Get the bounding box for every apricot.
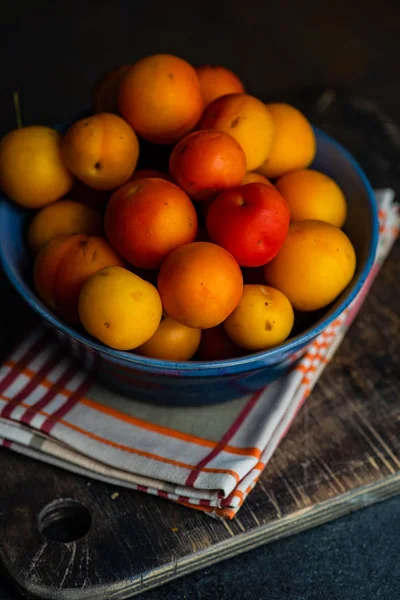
[129,169,171,182]
[79,266,162,351]
[206,183,290,267]
[136,314,201,361]
[224,284,294,351]
[264,220,356,311]
[276,169,347,228]
[242,172,273,186]
[257,103,316,179]
[61,113,139,190]
[27,200,103,255]
[0,126,74,208]
[195,65,245,107]
[169,130,246,201]
[158,242,243,329]
[198,93,275,171]
[196,325,242,361]
[118,54,204,144]
[34,234,124,323]
[92,64,130,113]
[105,178,198,269]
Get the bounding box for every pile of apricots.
[0,54,356,361]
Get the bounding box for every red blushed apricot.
[169,130,246,201]
[34,235,77,311]
[34,234,124,323]
[196,325,243,360]
[207,183,290,267]
[105,178,198,269]
[158,242,243,329]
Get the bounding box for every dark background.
[1,1,400,598]
[1,0,400,134]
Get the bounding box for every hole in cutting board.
[38,498,92,543]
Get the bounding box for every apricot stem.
[13,91,23,128]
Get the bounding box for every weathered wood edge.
[5,473,400,600]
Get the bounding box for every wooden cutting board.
[0,239,398,600]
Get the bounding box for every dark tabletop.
[0,495,398,600]
[1,1,400,598]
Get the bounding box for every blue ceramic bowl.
[0,128,378,405]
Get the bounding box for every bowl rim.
[0,127,379,375]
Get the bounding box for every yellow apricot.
[199,94,275,171]
[78,266,162,350]
[224,284,294,351]
[276,169,347,228]
[0,126,74,208]
[264,220,356,311]
[27,199,103,255]
[257,104,316,179]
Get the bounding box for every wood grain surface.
[0,236,398,599]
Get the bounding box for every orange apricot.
[257,103,316,178]
[34,234,124,323]
[169,130,246,201]
[61,113,139,190]
[136,314,201,361]
[158,242,243,329]
[27,200,103,255]
[195,65,245,107]
[118,54,204,144]
[199,93,275,171]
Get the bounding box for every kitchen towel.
[0,189,398,519]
